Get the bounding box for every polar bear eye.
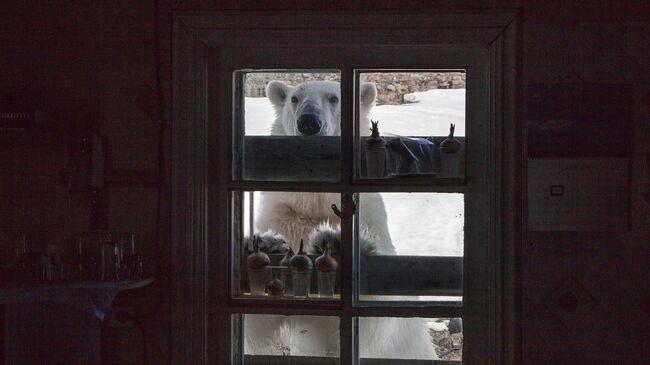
[291,96,299,104]
[329,95,339,104]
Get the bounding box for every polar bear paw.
[245,230,289,253]
[307,222,341,255]
[307,222,378,256]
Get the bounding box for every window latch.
[331,196,356,219]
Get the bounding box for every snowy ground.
[244,89,465,256]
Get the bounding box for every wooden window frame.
[172,11,522,365]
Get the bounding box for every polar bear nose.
[297,114,322,135]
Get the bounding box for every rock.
[448,318,463,334]
[244,72,466,103]
[403,93,419,103]
[451,79,464,88]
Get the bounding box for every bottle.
[439,123,462,177]
[365,120,387,178]
[440,123,462,153]
[246,236,270,295]
[278,247,295,295]
[289,239,313,298]
[315,242,338,297]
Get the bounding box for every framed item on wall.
[527,83,633,231]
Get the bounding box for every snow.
[368,89,466,137]
[429,320,451,332]
[243,89,465,256]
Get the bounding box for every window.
[172,13,520,365]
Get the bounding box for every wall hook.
[331,195,356,219]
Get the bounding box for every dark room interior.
[1,1,649,364]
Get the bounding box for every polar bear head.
[266,80,377,136]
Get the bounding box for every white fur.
[245,80,436,360]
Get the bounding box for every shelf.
[0,277,154,305]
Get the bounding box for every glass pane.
[358,317,462,362]
[240,314,340,363]
[233,191,341,301]
[356,71,466,179]
[235,71,342,181]
[357,193,463,302]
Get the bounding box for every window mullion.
[339,66,355,365]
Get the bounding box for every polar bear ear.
[359,82,377,106]
[266,81,292,108]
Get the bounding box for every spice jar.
[278,247,295,295]
[265,266,286,297]
[365,120,387,178]
[289,239,313,298]
[315,242,338,297]
[246,236,270,296]
[439,123,462,177]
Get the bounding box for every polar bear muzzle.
[295,100,327,135]
[297,113,322,135]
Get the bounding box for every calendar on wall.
[528,158,628,231]
[526,83,632,231]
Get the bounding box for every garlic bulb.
[289,239,313,272]
[279,247,295,267]
[266,278,285,297]
[246,236,270,270]
[315,242,338,272]
[440,123,462,154]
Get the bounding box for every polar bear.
[244,80,437,360]
[255,80,393,255]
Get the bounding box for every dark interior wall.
[1,1,649,364]
[523,21,650,364]
[0,1,171,364]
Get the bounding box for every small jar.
[365,120,386,178]
[246,236,270,296]
[265,266,286,297]
[289,239,313,298]
[279,247,295,295]
[315,243,338,298]
[439,123,462,177]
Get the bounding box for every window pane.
[357,193,463,302]
[358,317,462,362]
[233,191,341,301]
[235,71,342,181]
[356,71,466,179]
[240,314,340,363]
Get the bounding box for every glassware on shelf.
[315,243,338,298]
[279,247,295,295]
[3,231,149,284]
[11,233,28,281]
[40,244,65,282]
[365,120,387,178]
[74,237,87,281]
[99,234,121,281]
[121,234,144,281]
[265,266,286,297]
[13,233,40,282]
[246,236,270,296]
[74,236,99,281]
[289,239,313,298]
[439,123,463,177]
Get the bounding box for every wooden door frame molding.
[171,11,522,365]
